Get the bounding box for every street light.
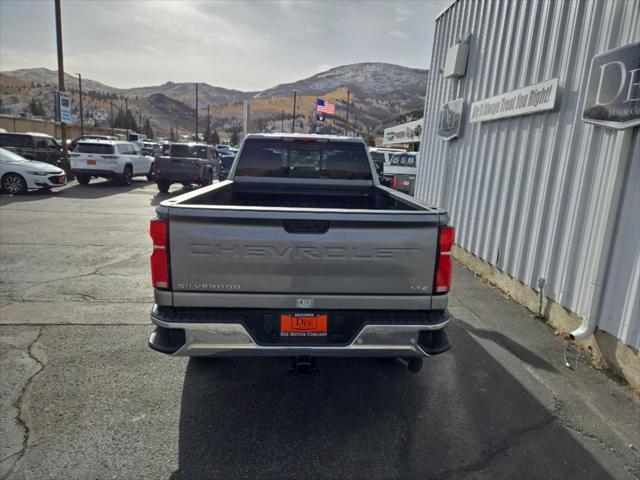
[125,97,129,139]
[75,73,84,136]
[291,90,297,133]
[195,83,199,141]
[345,89,350,136]
[54,0,69,174]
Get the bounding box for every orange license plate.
[86,159,96,165]
[280,313,328,337]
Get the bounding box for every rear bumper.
[155,172,202,183]
[71,168,119,177]
[149,305,451,358]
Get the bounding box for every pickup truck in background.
[368,146,405,185]
[148,134,453,374]
[154,143,218,193]
[385,151,418,195]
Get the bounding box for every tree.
[114,109,138,131]
[364,133,376,147]
[144,118,154,139]
[211,128,220,145]
[29,98,45,116]
[169,126,178,142]
[114,109,127,129]
[125,109,138,132]
[230,129,239,146]
[203,122,211,144]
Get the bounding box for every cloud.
[0,0,449,90]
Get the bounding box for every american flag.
[316,98,335,115]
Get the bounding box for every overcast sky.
[0,0,449,91]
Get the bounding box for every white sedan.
[0,147,67,194]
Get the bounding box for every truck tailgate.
[157,157,198,176]
[167,208,440,295]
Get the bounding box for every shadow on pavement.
[55,178,151,199]
[455,318,557,372]
[170,325,614,480]
[0,186,67,204]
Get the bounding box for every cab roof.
[245,133,365,143]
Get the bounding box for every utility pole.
[195,83,199,141]
[291,90,297,133]
[207,104,210,143]
[110,100,114,135]
[125,97,129,139]
[345,89,350,136]
[139,110,142,134]
[54,0,69,174]
[281,110,284,133]
[75,73,84,135]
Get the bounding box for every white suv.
[70,140,154,185]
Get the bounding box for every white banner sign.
[383,119,423,145]
[470,78,559,123]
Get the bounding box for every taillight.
[434,226,455,294]
[150,218,169,289]
[391,176,398,188]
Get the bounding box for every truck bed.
[172,179,435,211]
[156,179,447,305]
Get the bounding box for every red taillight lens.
[435,226,455,294]
[391,176,398,188]
[150,218,169,289]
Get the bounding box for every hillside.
[0,63,428,138]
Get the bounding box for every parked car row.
[0,129,245,195]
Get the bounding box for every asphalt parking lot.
[0,179,639,480]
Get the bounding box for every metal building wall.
[415,0,640,348]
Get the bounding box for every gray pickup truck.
[148,133,454,374]
[154,143,218,193]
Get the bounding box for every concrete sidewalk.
[1,182,639,479]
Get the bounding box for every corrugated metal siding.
[415,0,640,348]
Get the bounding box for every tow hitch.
[290,356,317,376]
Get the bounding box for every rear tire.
[1,173,28,195]
[75,174,90,185]
[146,163,156,182]
[120,165,133,186]
[202,168,213,186]
[157,180,170,193]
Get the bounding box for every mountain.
[256,63,427,116]
[0,63,427,137]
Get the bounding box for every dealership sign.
[582,41,640,129]
[438,98,464,140]
[383,118,423,145]
[56,91,71,124]
[470,78,558,123]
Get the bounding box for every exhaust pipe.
[290,356,315,376]
[398,357,424,373]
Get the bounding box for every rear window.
[221,157,234,169]
[75,143,115,154]
[170,144,209,158]
[235,139,373,180]
[390,153,417,167]
[0,134,30,148]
